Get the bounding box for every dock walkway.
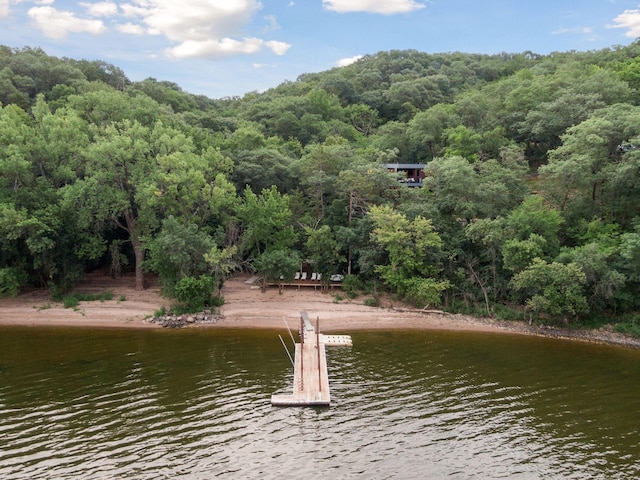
[271,311,352,407]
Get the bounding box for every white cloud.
[165,37,290,59]
[0,0,9,19]
[120,3,148,18]
[267,40,290,55]
[323,0,425,14]
[116,21,145,34]
[336,54,363,67]
[81,1,118,17]
[118,0,291,59]
[552,26,594,36]
[0,0,29,19]
[28,6,106,39]
[263,14,280,32]
[609,9,640,37]
[129,0,261,42]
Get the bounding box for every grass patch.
[363,297,380,308]
[62,291,114,309]
[613,314,640,338]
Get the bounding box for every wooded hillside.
[2,43,640,332]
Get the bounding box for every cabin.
[383,163,426,187]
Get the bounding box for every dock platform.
[271,311,352,407]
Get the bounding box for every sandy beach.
[1,271,639,349]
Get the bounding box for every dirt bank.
[1,272,639,350]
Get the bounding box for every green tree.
[254,248,301,293]
[510,259,588,322]
[65,119,156,290]
[236,185,296,259]
[541,104,640,227]
[305,225,344,287]
[204,244,238,300]
[442,125,482,161]
[504,196,563,258]
[369,205,449,306]
[0,100,94,292]
[146,216,215,295]
[502,234,547,273]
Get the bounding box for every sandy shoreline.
[1,272,639,350]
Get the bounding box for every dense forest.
[2,42,640,332]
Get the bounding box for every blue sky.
[2,0,640,99]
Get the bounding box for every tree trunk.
[123,208,145,291]
[132,237,145,291]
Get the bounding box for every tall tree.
[369,205,449,307]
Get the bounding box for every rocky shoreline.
[149,311,223,328]
[472,315,640,350]
[148,305,640,351]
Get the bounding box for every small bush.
[154,306,167,317]
[614,314,640,338]
[210,295,225,307]
[174,275,215,312]
[63,295,80,309]
[341,275,362,299]
[0,268,25,297]
[333,294,344,303]
[492,303,524,321]
[364,296,380,307]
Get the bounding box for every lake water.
[0,326,639,479]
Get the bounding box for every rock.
[149,311,224,328]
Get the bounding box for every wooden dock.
[271,311,352,407]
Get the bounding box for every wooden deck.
[271,312,352,407]
[265,279,342,290]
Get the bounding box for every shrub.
[341,274,362,299]
[210,295,225,307]
[174,275,215,312]
[0,268,25,297]
[614,314,640,338]
[364,296,380,307]
[63,295,80,309]
[62,291,114,309]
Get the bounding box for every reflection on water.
[0,326,639,479]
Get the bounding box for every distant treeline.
[2,43,640,331]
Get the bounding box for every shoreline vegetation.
[4,46,640,347]
[1,272,639,351]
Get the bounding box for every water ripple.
[0,328,639,479]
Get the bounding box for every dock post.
[299,316,304,391]
[317,316,321,392]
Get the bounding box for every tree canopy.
[3,41,640,325]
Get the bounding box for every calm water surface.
[0,326,639,479]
